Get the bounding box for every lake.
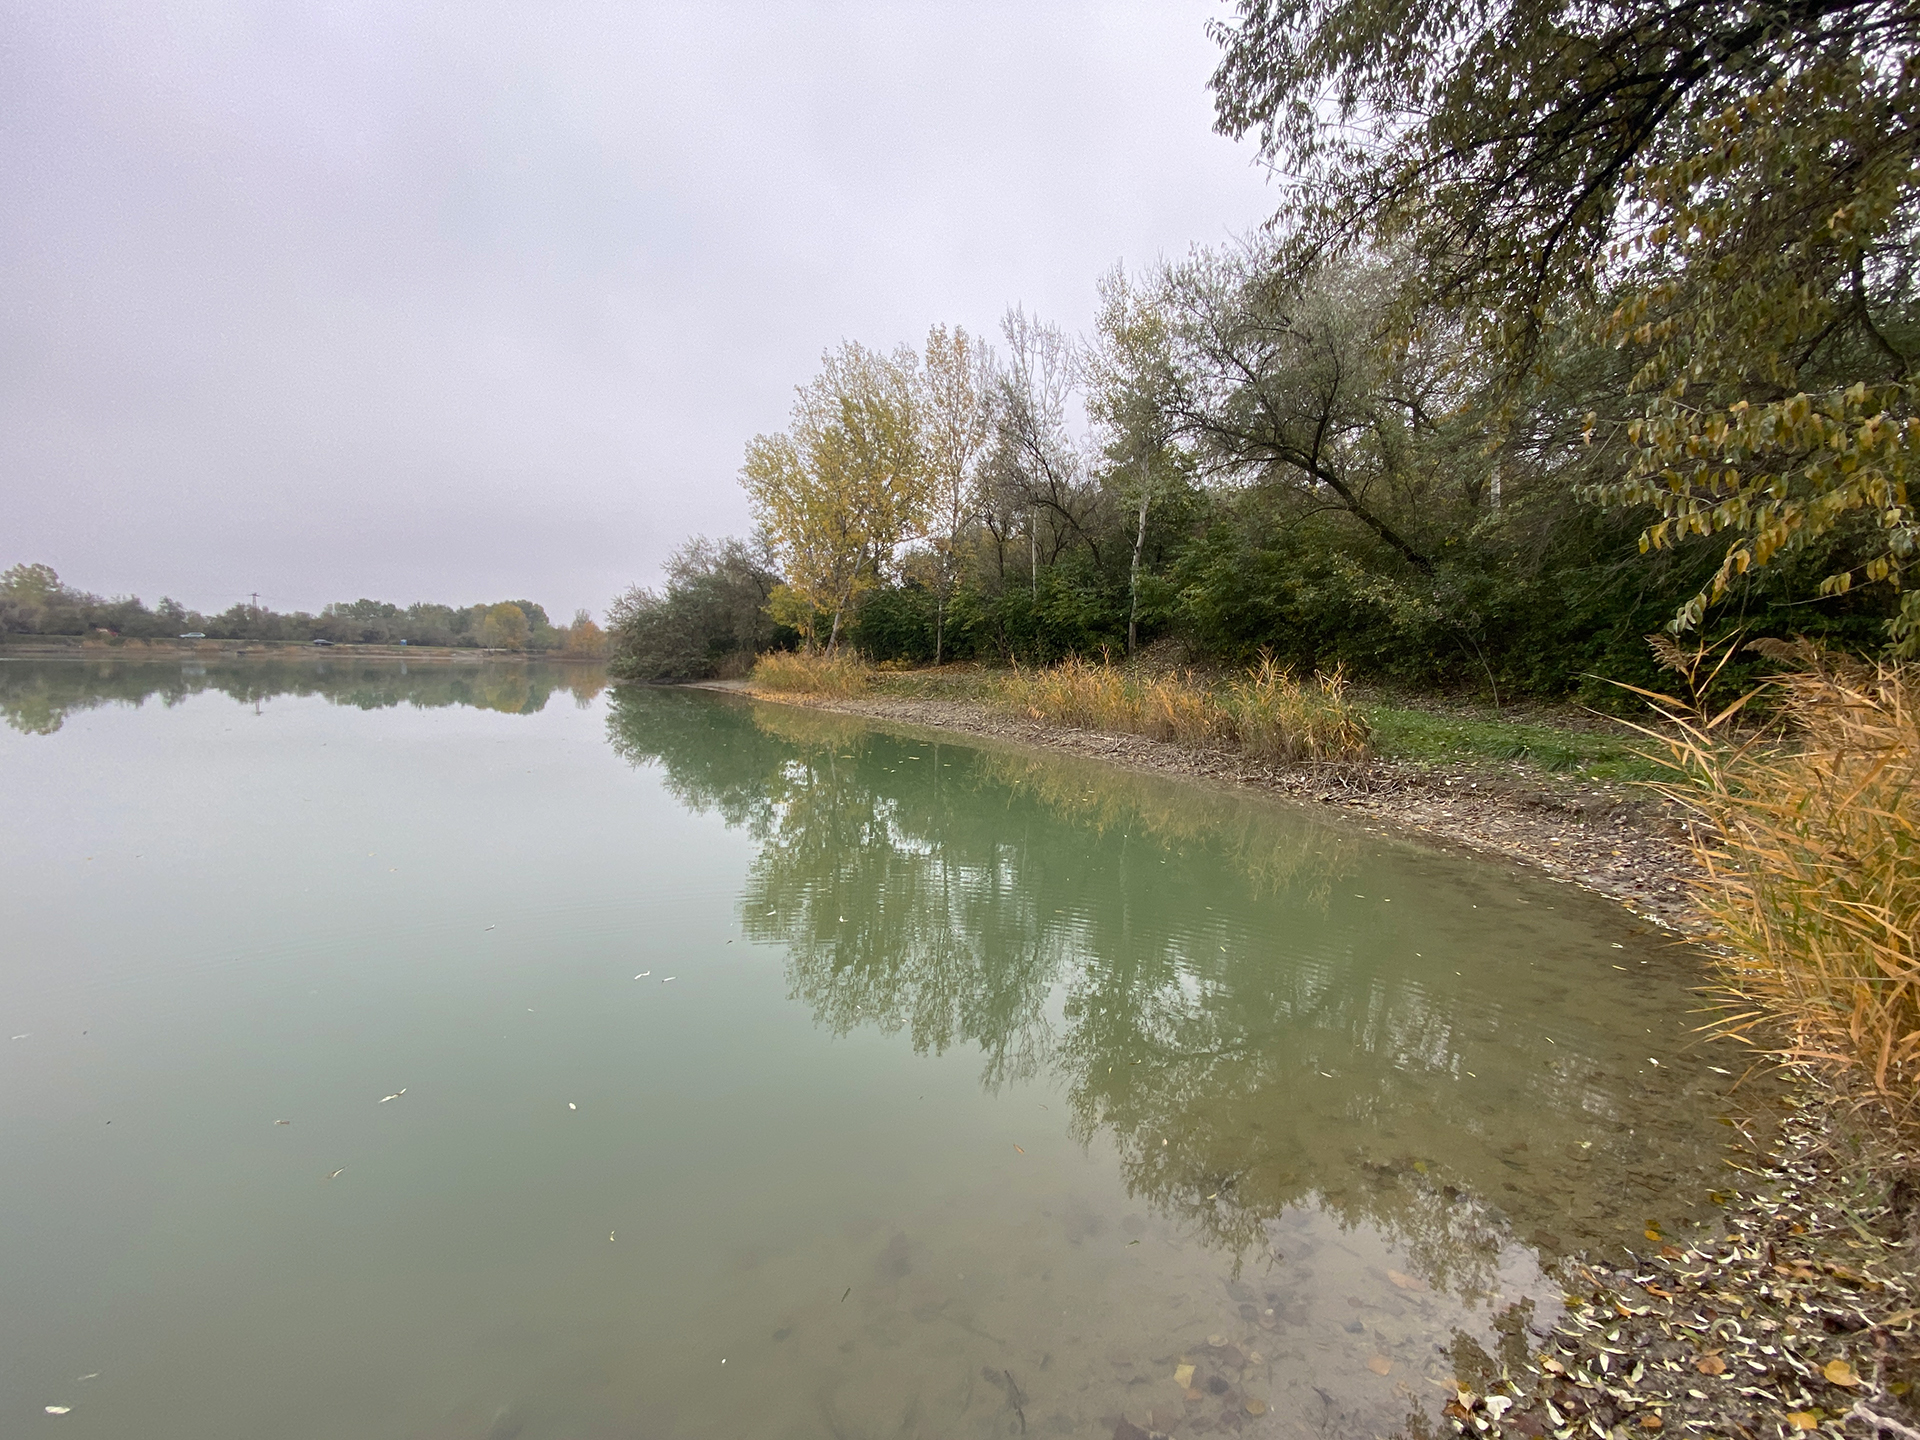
[0,658,1740,1439]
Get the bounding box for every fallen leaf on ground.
[1367,1355,1393,1375]
[1695,1354,1726,1376]
[1638,1415,1663,1430]
[1787,1413,1819,1431]
[1244,1398,1268,1416]
[1825,1359,1860,1387]
[1173,1362,1195,1389]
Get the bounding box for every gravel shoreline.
[1480,1088,1920,1440]
[711,681,1920,1440]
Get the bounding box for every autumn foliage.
[998,656,1369,763]
[1648,646,1920,1124]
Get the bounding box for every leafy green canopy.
[1210,0,1920,649]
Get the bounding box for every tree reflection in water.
[608,686,1748,1315]
[0,656,607,734]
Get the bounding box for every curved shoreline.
[705,680,1920,1439]
[703,682,1706,934]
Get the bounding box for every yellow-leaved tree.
[741,342,927,650]
[478,602,529,650]
[920,324,994,663]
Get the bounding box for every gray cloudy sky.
[2,1,1275,621]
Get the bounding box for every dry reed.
[1644,643,1920,1125]
[749,649,873,698]
[997,655,1369,763]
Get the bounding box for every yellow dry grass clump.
[997,655,1369,763]
[1650,644,1920,1124]
[749,649,873,698]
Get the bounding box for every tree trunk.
[1128,478,1151,656]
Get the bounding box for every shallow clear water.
[0,659,1738,1439]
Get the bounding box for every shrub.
[997,655,1369,762]
[1221,658,1371,762]
[607,537,790,682]
[749,650,873,698]
[1651,646,1920,1125]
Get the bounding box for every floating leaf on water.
[633,972,650,979]
[1208,1334,1226,1347]
[1244,1397,1268,1416]
[45,1406,71,1415]
[275,1119,290,1125]
[1013,1145,1023,1154]
[1367,1355,1393,1375]
[1824,1359,1860,1387]
[326,1168,346,1179]
[1386,1269,1427,1292]
[568,1103,576,1110]
[1173,1363,1195,1389]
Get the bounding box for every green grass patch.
[1362,704,1665,781]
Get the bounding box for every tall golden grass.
[997,655,1370,763]
[749,649,873,697]
[1643,643,1920,1124]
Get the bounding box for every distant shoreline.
[0,636,601,663]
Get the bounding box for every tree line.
[613,0,1916,702]
[0,563,607,657]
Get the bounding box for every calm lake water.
[0,658,1741,1440]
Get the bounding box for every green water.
[0,659,1741,1439]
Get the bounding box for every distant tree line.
[0,563,607,657]
[612,0,1916,701]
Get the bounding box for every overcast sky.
[2,1,1276,621]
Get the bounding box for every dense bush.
[606,538,795,682]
